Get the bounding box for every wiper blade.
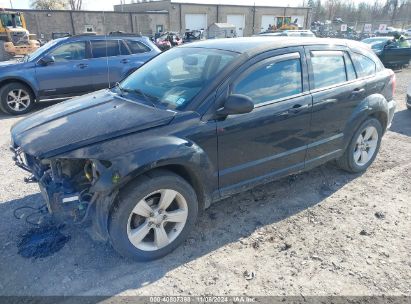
[120,86,158,109]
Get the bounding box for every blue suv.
[0,33,160,115]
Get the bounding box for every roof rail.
[72,32,97,37]
[108,31,142,37]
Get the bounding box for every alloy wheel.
[127,189,188,251]
[353,126,379,167]
[7,89,31,112]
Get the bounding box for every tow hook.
[24,175,37,183]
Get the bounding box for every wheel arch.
[0,78,38,101]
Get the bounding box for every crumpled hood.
[11,90,176,158]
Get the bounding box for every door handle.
[351,88,365,96]
[121,59,130,64]
[76,63,88,69]
[288,104,308,114]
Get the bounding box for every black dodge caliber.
[10,37,396,260]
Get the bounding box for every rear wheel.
[337,118,382,173]
[109,170,198,261]
[0,82,35,115]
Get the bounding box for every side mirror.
[38,55,55,66]
[217,94,254,117]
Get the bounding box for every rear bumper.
[387,99,396,129]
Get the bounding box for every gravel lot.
[0,68,410,297]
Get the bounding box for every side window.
[351,53,376,78]
[233,57,303,105]
[119,40,130,55]
[126,40,151,54]
[49,42,86,62]
[90,40,120,58]
[310,51,347,89]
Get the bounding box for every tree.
[30,0,68,10]
[68,0,83,10]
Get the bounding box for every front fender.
[59,135,217,208]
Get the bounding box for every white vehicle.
[259,30,316,37]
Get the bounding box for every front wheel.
[337,118,383,173]
[109,170,198,261]
[0,82,35,115]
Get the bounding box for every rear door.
[216,49,312,194]
[304,46,365,167]
[35,41,91,98]
[88,39,131,91]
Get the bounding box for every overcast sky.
[2,0,381,11]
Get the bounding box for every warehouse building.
[114,0,312,36]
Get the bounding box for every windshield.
[24,38,63,62]
[120,47,238,110]
[0,13,22,27]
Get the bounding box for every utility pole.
[9,0,13,9]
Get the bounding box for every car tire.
[337,118,383,173]
[0,82,35,115]
[108,169,198,261]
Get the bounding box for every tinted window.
[351,53,376,77]
[311,52,347,89]
[49,42,86,62]
[233,58,302,105]
[119,40,130,55]
[91,40,120,58]
[126,40,151,54]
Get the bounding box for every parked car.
[407,82,411,110]
[183,30,205,43]
[0,33,160,115]
[155,32,183,51]
[10,37,396,261]
[362,36,411,67]
[259,30,316,37]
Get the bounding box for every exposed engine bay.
[11,146,118,240]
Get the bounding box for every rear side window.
[91,40,120,58]
[233,58,302,105]
[310,51,347,89]
[351,53,376,78]
[126,40,151,54]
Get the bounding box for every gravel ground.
[0,69,410,297]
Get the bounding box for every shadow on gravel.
[0,162,361,296]
[0,101,60,121]
[390,109,411,136]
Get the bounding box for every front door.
[216,50,312,194]
[36,41,91,98]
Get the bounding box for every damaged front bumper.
[10,145,118,241]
